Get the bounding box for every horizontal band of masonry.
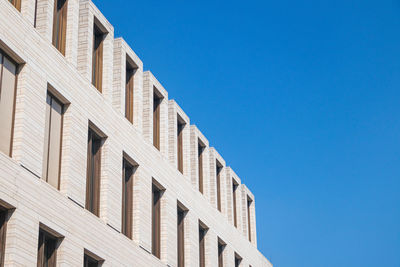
[0,0,271,266]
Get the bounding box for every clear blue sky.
[93,1,400,266]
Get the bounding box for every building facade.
[0,0,272,266]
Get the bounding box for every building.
[0,0,272,266]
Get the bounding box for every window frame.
[85,126,105,217]
[0,50,19,157]
[52,0,68,55]
[92,21,106,92]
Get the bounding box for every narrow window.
[34,0,38,27]
[125,60,135,123]
[92,22,105,92]
[247,197,253,242]
[0,208,10,266]
[85,128,103,216]
[235,253,242,267]
[199,224,206,267]
[83,250,103,267]
[232,179,238,227]
[8,0,21,11]
[52,0,68,55]
[198,140,205,193]
[42,93,64,189]
[177,206,185,267]
[152,184,162,258]
[0,52,18,157]
[153,91,162,150]
[218,239,225,267]
[121,158,135,239]
[216,161,223,212]
[37,229,60,267]
[177,117,185,173]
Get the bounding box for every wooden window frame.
[37,227,63,267]
[42,92,65,190]
[0,202,14,267]
[177,116,185,174]
[198,222,208,267]
[177,205,186,267]
[153,90,162,150]
[125,59,135,123]
[216,161,223,212]
[218,239,226,267]
[92,21,106,92]
[198,140,205,194]
[8,0,21,11]
[0,51,19,157]
[85,127,105,217]
[152,183,163,258]
[232,179,239,228]
[121,157,136,239]
[52,0,68,55]
[84,249,104,267]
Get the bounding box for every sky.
[92,1,400,266]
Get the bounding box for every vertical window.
[0,208,10,266]
[232,179,238,227]
[86,128,103,216]
[235,253,242,267]
[34,0,38,27]
[8,0,21,11]
[247,197,253,242]
[153,91,162,150]
[198,140,205,193]
[92,22,105,92]
[125,60,135,123]
[199,224,206,267]
[42,93,64,189]
[152,184,162,258]
[216,161,223,212]
[121,158,135,239]
[177,117,185,173]
[37,229,60,267]
[0,52,18,157]
[218,239,225,267]
[52,0,68,55]
[177,206,185,267]
[84,250,103,267]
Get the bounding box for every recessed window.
[85,127,105,216]
[84,250,103,267]
[235,253,242,267]
[125,59,136,123]
[0,52,18,157]
[218,239,225,267]
[42,92,65,189]
[0,204,13,266]
[216,161,223,212]
[37,227,62,267]
[232,179,239,227]
[52,0,68,55]
[177,205,186,267]
[247,196,253,242]
[153,90,162,150]
[152,183,163,258]
[198,140,205,193]
[121,157,136,239]
[177,116,185,173]
[92,21,106,92]
[8,0,21,11]
[199,223,207,267]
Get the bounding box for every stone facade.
[0,0,272,266]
